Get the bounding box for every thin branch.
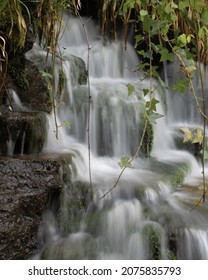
[190,187,208,212]
[164,35,208,122]
[197,61,206,203]
[100,29,153,200]
[99,119,148,200]
[75,9,93,189]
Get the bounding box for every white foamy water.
[25,15,208,260]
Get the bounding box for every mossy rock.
[41,234,97,260]
[142,223,164,260]
[0,112,47,155]
[173,129,202,159]
[57,180,93,234]
[148,158,191,188]
[8,56,29,90]
[8,56,52,113]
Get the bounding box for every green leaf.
[158,76,169,89]
[142,88,149,96]
[190,0,205,12]
[140,9,148,17]
[170,13,178,21]
[127,83,135,96]
[159,48,174,62]
[147,65,159,77]
[146,111,164,124]
[178,1,189,11]
[142,15,153,31]
[165,3,171,14]
[118,156,134,169]
[138,49,153,59]
[63,121,71,128]
[172,79,190,93]
[186,34,194,43]
[134,34,144,46]
[178,34,187,46]
[145,98,159,111]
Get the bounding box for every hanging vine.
[100,0,208,204]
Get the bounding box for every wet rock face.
[8,56,52,113]
[0,112,47,156]
[0,154,71,259]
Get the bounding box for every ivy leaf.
[192,128,203,145]
[63,121,71,128]
[145,98,159,111]
[186,65,197,74]
[159,48,174,62]
[198,27,208,39]
[158,76,169,89]
[164,3,171,14]
[147,111,164,124]
[147,65,159,77]
[172,79,190,93]
[190,0,205,12]
[177,34,187,46]
[180,127,193,142]
[143,88,149,96]
[140,9,148,17]
[134,34,144,46]
[127,83,135,96]
[178,1,189,11]
[118,156,134,169]
[186,34,194,43]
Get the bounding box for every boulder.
[0,153,71,259]
[0,112,47,156]
[8,56,52,113]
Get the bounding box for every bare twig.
[99,119,148,200]
[75,8,93,189]
[100,30,154,200]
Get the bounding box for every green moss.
[149,158,191,188]
[139,111,154,157]
[8,56,29,90]
[171,164,190,188]
[41,235,97,260]
[142,223,163,260]
[168,250,177,260]
[57,180,93,234]
[143,121,154,157]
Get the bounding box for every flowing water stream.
[26,15,208,260]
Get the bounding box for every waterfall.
[26,15,208,260]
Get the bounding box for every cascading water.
[26,15,208,260]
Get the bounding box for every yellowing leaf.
[118,156,134,169]
[186,65,197,74]
[192,128,203,145]
[194,199,202,206]
[180,127,193,142]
